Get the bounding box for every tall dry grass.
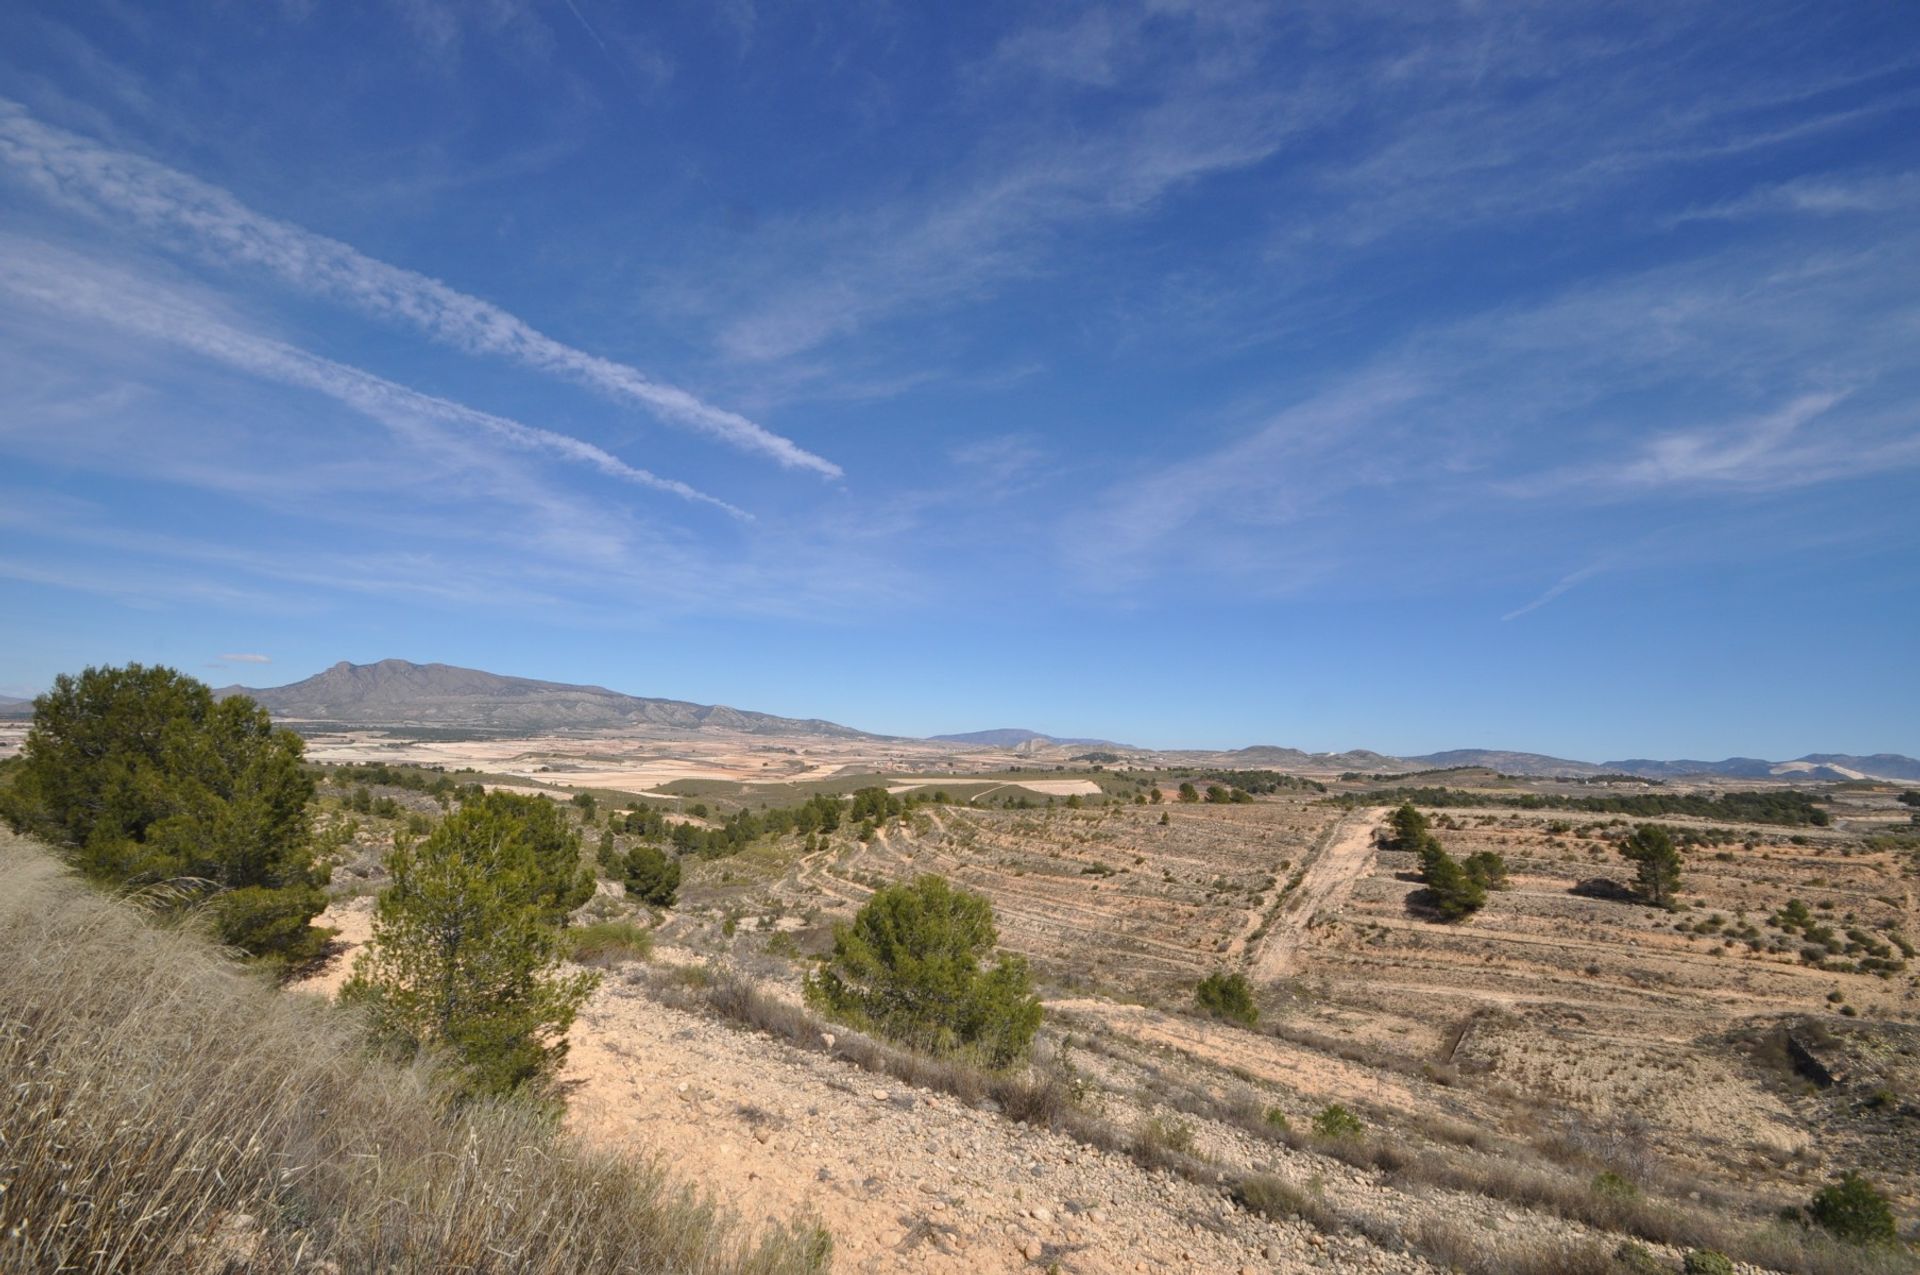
[0,834,829,1274]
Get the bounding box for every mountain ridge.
[198,659,1917,779]
[216,659,879,738]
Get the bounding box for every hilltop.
[216,659,878,738]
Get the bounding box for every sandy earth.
[557,973,1388,1275]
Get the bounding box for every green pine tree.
[2,664,328,966]
[623,843,681,907]
[1387,801,1430,850]
[804,875,1041,1068]
[343,800,599,1097]
[1619,824,1683,908]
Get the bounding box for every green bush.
[1420,843,1486,920]
[623,843,681,907]
[1806,1171,1898,1247]
[1,664,329,967]
[1311,1103,1363,1138]
[803,875,1042,1068]
[1611,1242,1666,1275]
[1195,970,1260,1026]
[1682,1251,1733,1275]
[1592,1170,1639,1201]
[1462,850,1509,890]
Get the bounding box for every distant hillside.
[1221,745,1403,771]
[1607,754,1920,783]
[0,695,33,719]
[217,659,877,737]
[1404,749,1611,778]
[931,728,1131,749]
[1204,745,1920,782]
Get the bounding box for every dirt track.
[1248,806,1385,981]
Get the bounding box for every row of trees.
[1349,786,1830,827]
[1387,803,1508,921]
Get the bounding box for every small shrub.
[1312,1103,1364,1139]
[1592,1170,1639,1201]
[1264,1106,1291,1130]
[1683,1251,1733,1275]
[1612,1242,1666,1275]
[1806,1171,1898,1246]
[1194,970,1260,1026]
[1233,1173,1341,1232]
[1132,1114,1199,1169]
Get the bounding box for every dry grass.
[0,835,829,1275]
[564,918,656,966]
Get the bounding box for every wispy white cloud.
[0,100,837,476]
[0,239,751,520]
[1070,223,1920,591]
[218,652,272,663]
[1671,171,1920,224]
[1526,391,1895,494]
[1502,564,1605,622]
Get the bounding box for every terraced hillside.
[654,780,1920,1237]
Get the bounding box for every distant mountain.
[1222,746,1404,771]
[0,695,33,718]
[1795,753,1920,782]
[1209,745,1920,782]
[1607,755,1920,783]
[930,728,1132,749]
[217,660,877,737]
[1405,749,1612,778]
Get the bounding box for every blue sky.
[2,2,1916,759]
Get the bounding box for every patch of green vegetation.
[1194,971,1259,1026]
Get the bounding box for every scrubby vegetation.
[0,836,828,1275]
[803,874,1042,1067]
[625,841,682,906]
[0,664,331,967]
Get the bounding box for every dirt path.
[1248,807,1385,982]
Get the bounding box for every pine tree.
[344,800,598,1097]
[1619,824,1682,908]
[1423,847,1487,921]
[1388,801,1430,850]
[804,875,1041,1067]
[2,664,328,966]
[623,843,681,907]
